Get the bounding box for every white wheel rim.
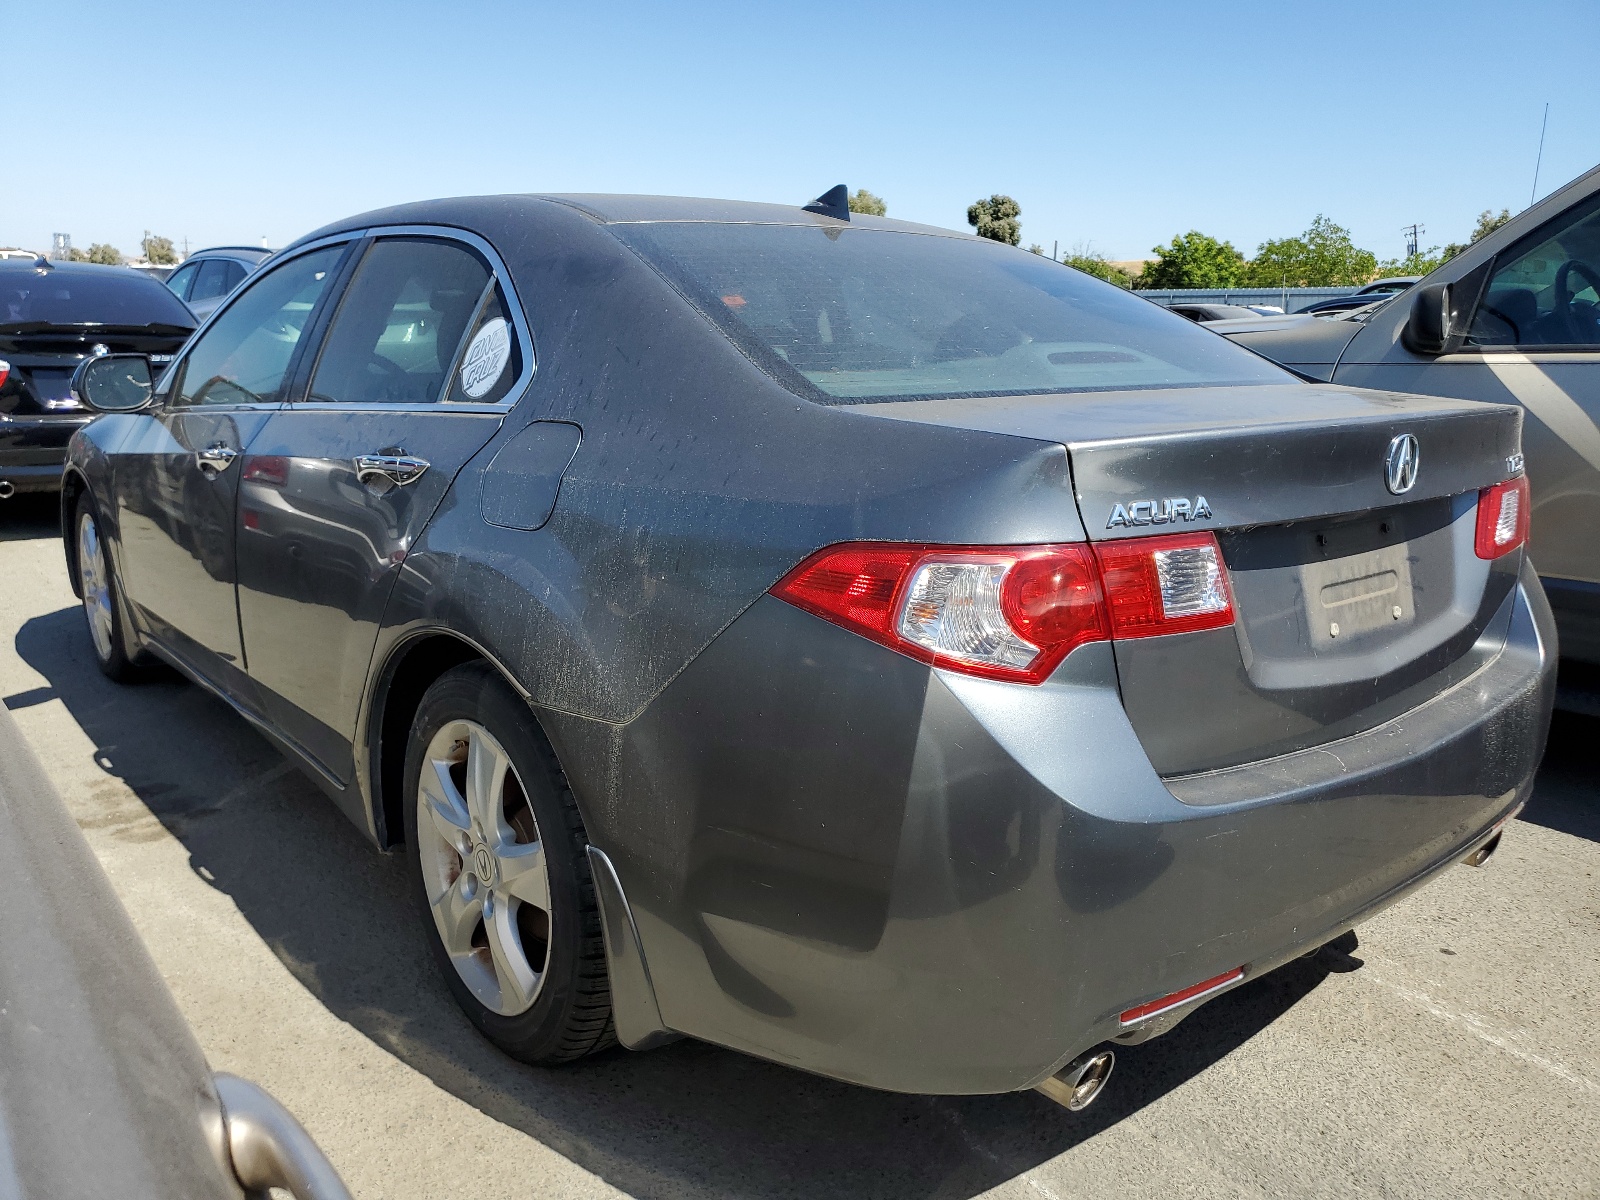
[77,511,115,663]
[418,719,551,1016]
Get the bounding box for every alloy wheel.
[77,511,115,664]
[417,719,552,1016]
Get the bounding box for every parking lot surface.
[1,494,1597,1199]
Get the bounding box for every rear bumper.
[558,558,1556,1095]
[0,415,91,493]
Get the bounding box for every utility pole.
[1052,240,1058,262]
[1401,224,1424,259]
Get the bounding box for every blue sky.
[9,1,1599,263]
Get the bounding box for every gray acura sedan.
[62,188,1554,1108]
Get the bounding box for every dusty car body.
[1223,164,1600,662]
[61,192,1554,1099]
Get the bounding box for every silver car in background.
[163,246,274,321]
[1224,163,1600,663]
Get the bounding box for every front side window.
[171,246,343,407]
[307,238,506,405]
[1467,193,1600,348]
[164,262,199,302]
[615,223,1291,403]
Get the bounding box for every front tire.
[74,494,142,682]
[403,663,615,1063]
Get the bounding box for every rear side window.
[171,246,342,406]
[616,223,1290,403]
[307,238,505,405]
[0,267,195,328]
[443,283,522,404]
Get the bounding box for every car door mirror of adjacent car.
[72,354,155,413]
[1402,283,1460,356]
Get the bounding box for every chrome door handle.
[354,452,429,489]
[196,443,239,475]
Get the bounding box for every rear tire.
[74,493,143,683]
[403,662,615,1063]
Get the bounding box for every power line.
[1401,224,1425,258]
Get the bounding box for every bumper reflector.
[1119,966,1245,1026]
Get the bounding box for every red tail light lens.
[0,359,10,389]
[771,532,1235,685]
[772,542,1107,684]
[1094,531,1235,639]
[1475,475,1529,559]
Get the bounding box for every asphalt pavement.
[1,493,1597,1200]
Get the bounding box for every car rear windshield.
[615,223,1291,403]
[0,267,196,329]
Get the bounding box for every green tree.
[967,194,1021,245]
[1140,231,1247,289]
[1442,208,1513,261]
[1063,250,1133,289]
[142,231,178,265]
[848,189,886,217]
[1244,215,1376,287]
[85,243,122,265]
[1377,247,1447,278]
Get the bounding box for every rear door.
[109,243,349,695]
[235,231,531,785]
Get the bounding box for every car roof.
[0,258,147,278]
[291,193,967,250]
[187,246,274,261]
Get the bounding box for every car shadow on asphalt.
[0,494,60,543]
[14,603,1352,1199]
[1518,710,1600,845]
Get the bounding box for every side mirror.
[1402,283,1459,356]
[72,354,155,413]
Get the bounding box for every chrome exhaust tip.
[1462,830,1502,868]
[0,481,14,500]
[1035,1048,1116,1112]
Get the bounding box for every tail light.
[1475,475,1529,559]
[0,359,9,389]
[771,533,1234,685]
[1092,532,1235,638]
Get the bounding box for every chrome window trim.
[292,224,537,413]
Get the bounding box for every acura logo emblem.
[1385,434,1420,495]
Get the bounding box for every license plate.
[28,369,73,402]
[1300,541,1415,648]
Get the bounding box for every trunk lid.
[0,326,189,416]
[858,382,1525,775]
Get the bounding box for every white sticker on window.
[459,317,512,399]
